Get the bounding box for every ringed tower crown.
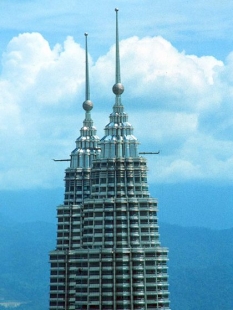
[100,8,138,160]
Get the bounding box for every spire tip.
[83,31,93,112]
[112,6,124,97]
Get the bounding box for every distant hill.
[0,217,232,310]
[0,220,55,310]
[160,223,233,310]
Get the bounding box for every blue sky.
[1,0,233,228]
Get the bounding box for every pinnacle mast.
[84,32,90,101]
[112,8,124,106]
[82,32,93,117]
[115,8,121,85]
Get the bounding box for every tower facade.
[49,9,170,310]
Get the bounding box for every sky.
[1,0,233,228]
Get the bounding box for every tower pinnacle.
[70,33,99,169]
[100,8,138,159]
[83,32,93,112]
[112,8,124,96]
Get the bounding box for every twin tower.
[49,9,171,310]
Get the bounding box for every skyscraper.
[49,9,170,310]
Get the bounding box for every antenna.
[84,32,90,101]
[139,151,160,155]
[112,8,124,97]
[53,159,71,162]
[115,8,121,84]
[83,33,93,113]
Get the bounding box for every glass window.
[89,279,99,284]
[94,237,102,242]
[90,270,99,275]
[95,212,102,217]
[95,220,102,225]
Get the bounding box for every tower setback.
[49,9,170,310]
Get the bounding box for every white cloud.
[93,36,223,113]
[0,33,87,190]
[2,33,86,104]
[147,133,233,184]
[1,32,233,189]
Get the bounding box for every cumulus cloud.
[0,33,87,190]
[1,32,233,189]
[2,33,86,104]
[93,36,223,112]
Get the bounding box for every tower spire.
[69,33,99,169]
[115,8,121,84]
[84,32,90,101]
[100,8,139,159]
[112,8,124,101]
[82,33,93,113]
